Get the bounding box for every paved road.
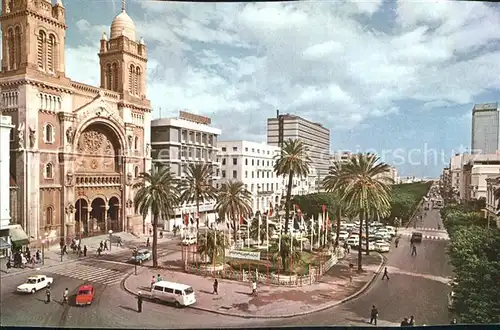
[266,209,454,327]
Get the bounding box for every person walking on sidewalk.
[411,245,417,256]
[395,237,400,248]
[156,274,162,282]
[146,237,150,248]
[369,305,378,325]
[408,315,415,326]
[151,276,156,290]
[213,279,218,295]
[36,250,41,264]
[104,241,108,251]
[83,245,87,257]
[251,280,257,296]
[97,247,102,257]
[137,292,143,313]
[381,267,390,280]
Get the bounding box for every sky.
[63,0,500,178]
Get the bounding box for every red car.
[75,284,94,306]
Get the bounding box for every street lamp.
[108,230,113,252]
[42,232,48,265]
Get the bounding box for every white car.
[338,231,349,241]
[346,237,359,247]
[182,235,197,246]
[374,241,391,252]
[17,275,53,294]
[385,226,396,236]
[375,230,391,240]
[360,241,376,251]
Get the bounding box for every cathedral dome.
[110,10,136,41]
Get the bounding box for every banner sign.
[226,249,261,261]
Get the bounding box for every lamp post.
[108,230,113,252]
[42,232,48,265]
[45,232,49,250]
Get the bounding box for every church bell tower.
[98,0,147,101]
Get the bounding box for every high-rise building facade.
[0,1,151,246]
[471,102,500,154]
[0,115,13,257]
[150,111,221,229]
[267,113,330,182]
[215,140,281,213]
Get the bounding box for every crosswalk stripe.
[49,264,131,286]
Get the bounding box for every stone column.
[65,204,75,241]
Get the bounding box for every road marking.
[47,263,131,286]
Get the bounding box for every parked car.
[360,241,376,251]
[132,248,151,263]
[338,231,350,241]
[384,226,396,236]
[17,275,53,294]
[411,232,423,243]
[374,241,391,252]
[346,237,359,247]
[76,284,95,306]
[182,235,197,246]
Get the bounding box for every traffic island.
[121,252,384,318]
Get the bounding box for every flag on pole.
[266,214,269,251]
[317,213,323,248]
[325,212,330,247]
[246,217,250,248]
[310,214,314,249]
[258,213,261,247]
[278,216,282,252]
[300,212,304,252]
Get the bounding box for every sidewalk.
[123,252,384,318]
[0,232,175,278]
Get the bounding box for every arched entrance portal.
[73,120,125,237]
[108,197,120,232]
[90,198,106,234]
[75,199,89,237]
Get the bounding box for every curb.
[120,253,386,319]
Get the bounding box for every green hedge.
[291,181,432,225]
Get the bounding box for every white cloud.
[65,1,500,141]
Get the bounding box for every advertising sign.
[226,249,261,261]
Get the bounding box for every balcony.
[75,174,121,187]
[257,190,274,196]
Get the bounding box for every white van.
[151,281,196,307]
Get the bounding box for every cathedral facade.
[0,0,151,244]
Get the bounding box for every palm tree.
[269,234,301,272]
[340,153,393,271]
[178,163,218,236]
[322,160,349,247]
[197,229,228,264]
[133,166,180,268]
[274,139,311,234]
[249,216,274,245]
[215,180,253,242]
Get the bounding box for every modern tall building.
[0,1,151,246]
[267,112,330,182]
[150,111,221,230]
[471,102,500,154]
[215,141,282,213]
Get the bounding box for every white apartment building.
[216,141,282,213]
[462,154,500,201]
[150,111,221,230]
[330,151,353,165]
[0,115,13,257]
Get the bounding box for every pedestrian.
[83,245,87,257]
[97,247,101,257]
[395,237,399,248]
[160,231,163,239]
[149,228,153,236]
[251,280,257,296]
[408,315,415,326]
[36,250,41,264]
[450,318,457,324]
[100,241,104,251]
[213,279,218,295]
[6,259,11,272]
[156,274,162,282]
[104,241,108,251]
[400,317,409,326]
[62,245,68,255]
[381,267,389,280]
[46,286,51,303]
[369,305,378,325]
[146,237,150,247]
[151,276,156,289]
[63,288,69,304]
[137,292,143,313]
[411,245,417,256]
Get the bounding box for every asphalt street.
[266,209,454,327]
[1,210,453,327]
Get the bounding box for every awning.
[0,237,11,249]
[8,225,30,246]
